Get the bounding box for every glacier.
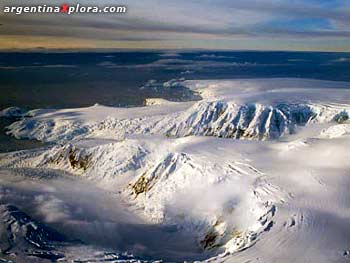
[1,78,350,262]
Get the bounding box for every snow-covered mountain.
[1,79,350,263]
[166,101,349,139]
[5,99,350,144]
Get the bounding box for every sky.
[0,0,349,51]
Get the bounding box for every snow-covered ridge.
[6,100,350,143]
[144,98,176,106]
[0,106,26,118]
[0,139,154,180]
[166,101,349,140]
[125,146,280,255]
[0,136,282,257]
[7,117,89,143]
[4,79,350,143]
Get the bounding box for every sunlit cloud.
[0,0,349,51]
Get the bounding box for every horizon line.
[0,48,350,53]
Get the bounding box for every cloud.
[0,0,349,50]
[221,0,350,25]
[34,194,72,223]
[287,59,308,62]
[0,65,77,70]
[97,58,259,70]
[197,54,236,59]
[159,52,182,58]
[332,57,350,62]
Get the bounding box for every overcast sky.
[0,0,349,51]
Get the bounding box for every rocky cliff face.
[166,101,321,140]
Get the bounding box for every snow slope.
[5,79,350,142]
[1,78,350,262]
